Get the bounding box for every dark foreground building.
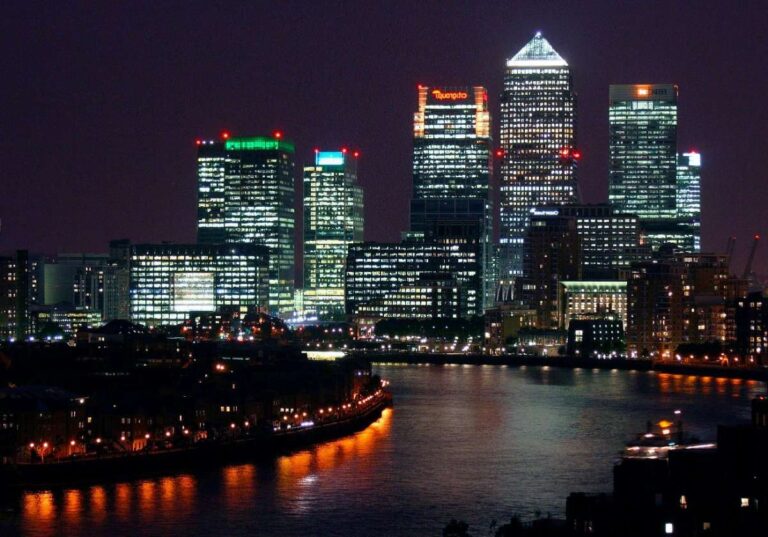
[567,397,768,536]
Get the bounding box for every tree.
[495,517,523,537]
[443,519,472,537]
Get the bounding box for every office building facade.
[499,32,577,278]
[411,85,493,308]
[196,135,295,316]
[559,280,628,329]
[609,84,690,250]
[345,241,481,319]
[677,151,702,252]
[0,251,39,341]
[355,273,466,320]
[514,213,581,328]
[533,204,641,279]
[303,150,364,320]
[129,243,270,327]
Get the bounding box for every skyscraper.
[609,84,688,250]
[303,150,364,320]
[196,141,228,244]
[196,134,296,316]
[412,85,491,203]
[411,85,493,307]
[499,32,578,278]
[677,151,702,252]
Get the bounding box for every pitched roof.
[507,32,568,67]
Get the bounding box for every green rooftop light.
[225,137,295,153]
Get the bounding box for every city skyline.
[1,2,767,277]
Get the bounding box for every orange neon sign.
[431,89,469,101]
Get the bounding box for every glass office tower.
[609,84,684,250]
[499,32,577,278]
[303,150,364,320]
[196,135,295,317]
[411,85,493,308]
[412,85,491,201]
[196,141,228,244]
[677,151,702,252]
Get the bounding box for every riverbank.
[0,390,392,489]
[358,351,768,382]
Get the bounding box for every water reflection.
[11,409,392,537]
[4,367,764,537]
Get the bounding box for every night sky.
[2,1,767,276]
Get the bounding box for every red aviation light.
[341,147,348,154]
[572,149,582,160]
[220,131,231,140]
[495,148,505,158]
[353,150,360,158]
[274,131,282,139]
[314,148,320,153]
[195,139,202,146]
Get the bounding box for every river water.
[2,364,765,536]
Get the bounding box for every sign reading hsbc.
[431,89,469,101]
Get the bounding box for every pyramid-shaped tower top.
[507,32,568,67]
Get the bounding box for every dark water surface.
[2,364,765,536]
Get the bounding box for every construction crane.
[742,234,761,280]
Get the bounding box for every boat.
[623,413,715,459]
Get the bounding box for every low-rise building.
[560,281,628,329]
[567,318,625,357]
[129,243,270,327]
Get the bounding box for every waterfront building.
[499,32,577,278]
[677,151,702,252]
[559,280,628,329]
[129,243,270,327]
[0,250,39,341]
[533,204,640,279]
[303,150,364,320]
[626,252,743,358]
[411,85,493,308]
[484,302,537,355]
[609,84,690,250]
[566,318,625,357]
[626,260,687,358]
[736,291,768,363]
[345,240,481,319]
[196,134,295,316]
[514,212,581,328]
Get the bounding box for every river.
[2,364,764,536]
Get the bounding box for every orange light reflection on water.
[275,408,392,513]
[16,411,391,534]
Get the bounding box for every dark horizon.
[2,1,767,274]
